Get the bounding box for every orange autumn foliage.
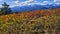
[12,8,60,17]
[0,8,60,18]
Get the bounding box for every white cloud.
[54,0,60,5]
[10,0,60,7]
[11,0,49,7]
[54,0,60,2]
[10,0,38,7]
[43,1,53,5]
[35,1,53,5]
[15,0,20,5]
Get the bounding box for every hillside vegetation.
[0,8,60,34]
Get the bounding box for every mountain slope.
[7,8,60,17]
[11,4,60,12]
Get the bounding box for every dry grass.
[0,8,60,34]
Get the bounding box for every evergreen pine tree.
[1,2,12,15]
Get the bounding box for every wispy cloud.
[54,0,60,2]
[11,0,52,7]
[10,0,60,7]
[54,0,60,5]
[10,0,37,7]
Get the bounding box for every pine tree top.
[2,2,9,7]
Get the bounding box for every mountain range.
[11,4,60,12]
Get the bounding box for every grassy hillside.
[0,8,60,34]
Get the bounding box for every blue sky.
[0,0,60,7]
